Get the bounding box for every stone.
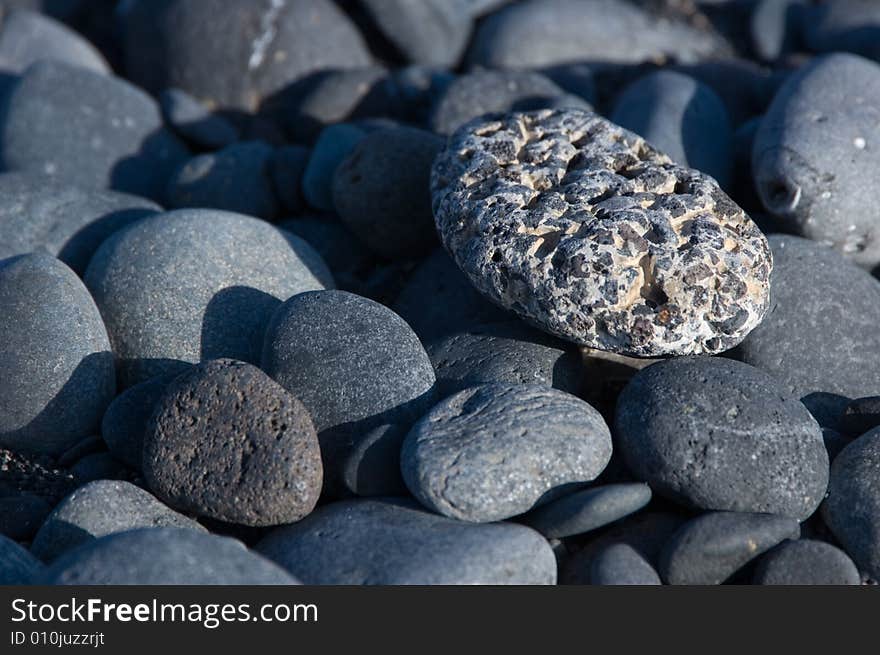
[659,511,800,585]
[821,429,880,580]
[839,397,880,437]
[0,172,160,275]
[123,0,372,111]
[261,290,436,495]
[750,0,807,62]
[732,235,880,428]
[270,145,309,214]
[753,539,861,585]
[401,383,612,522]
[0,9,109,74]
[431,108,772,356]
[429,70,564,136]
[0,61,189,202]
[590,543,662,585]
[426,320,582,396]
[257,498,556,584]
[166,141,280,220]
[143,359,323,527]
[0,533,43,584]
[0,494,51,540]
[803,0,880,61]
[616,356,829,520]
[41,527,299,584]
[753,54,880,267]
[159,88,239,150]
[30,480,205,562]
[611,70,732,189]
[520,483,652,539]
[332,126,443,260]
[0,253,115,455]
[302,123,366,212]
[84,209,332,388]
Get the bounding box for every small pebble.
[753,539,861,585]
[302,123,367,212]
[591,543,662,586]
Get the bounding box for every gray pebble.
[0,533,43,584]
[30,480,204,562]
[257,498,556,585]
[753,539,861,585]
[158,87,239,150]
[659,511,801,585]
[0,9,109,74]
[590,543,662,585]
[302,123,366,212]
[0,253,115,455]
[0,494,51,540]
[401,383,612,522]
[616,356,828,520]
[143,360,323,527]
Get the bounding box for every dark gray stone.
[590,543,662,585]
[0,494,51,540]
[753,54,880,267]
[733,236,880,428]
[0,253,115,455]
[821,429,880,580]
[659,511,800,585]
[0,172,160,275]
[256,498,556,584]
[0,9,109,74]
[616,356,829,520]
[753,539,860,585]
[159,87,239,150]
[427,320,582,396]
[41,527,299,584]
[520,483,652,539]
[30,480,204,562]
[332,126,442,260]
[270,145,309,214]
[803,0,880,61]
[166,141,280,220]
[0,533,43,584]
[143,359,323,527]
[401,384,612,522]
[0,61,189,202]
[302,123,366,212]
[84,209,332,388]
[839,397,880,437]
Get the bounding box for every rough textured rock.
[30,480,205,562]
[821,429,880,580]
[520,483,651,539]
[41,527,299,585]
[159,88,239,150]
[0,533,43,584]
[431,108,772,356]
[257,498,556,584]
[426,320,582,396]
[753,54,880,267]
[753,539,860,585]
[401,383,612,522]
[144,360,322,527]
[659,511,801,585]
[0,173,160,274]
[84,209,332,388]
[0,253,115,455]
[0,494,51,540]
[616,357,829,520]
[590,543,662,585]
[733,235,880,428]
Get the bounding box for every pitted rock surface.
[431,108,772,356]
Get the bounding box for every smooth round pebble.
[753,539,860,585]
[0,494,51,540]
[0,533,43,584]
[590,543,662,585]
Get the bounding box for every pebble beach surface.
[0,0,878,586]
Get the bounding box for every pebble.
[803,0,880,61]
[401,383,612,522]
[431,108,772,356]
[520,483,652,539]
[611,70,733,189]
[30,480,205,562]
[143,359,323,527]
[84,209,332,388]
[753,539,861,585]
[302,123,367,212]
[590,543,662,585]
[332,126,443,260]
[166,141,280,220]
[0,9,110,74]
[41,527,299,584]
[0,533,43,584]
[426,320,582,396]
[261,290,436,496]
[821,429,880,580]
[0,494,51,540]
[0,61,189,202]
[659,511,801,585]
[839,397,880,437]
[733,235,880,428]
[616,356,829,520]
[256,498,556,584]
[750,0,807,62]
[0,172,160,274]
[270,145,309,214]
[753,53,880,267]
[0,253,115,455]
[158,88,240,150]
[123,0,372,111]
